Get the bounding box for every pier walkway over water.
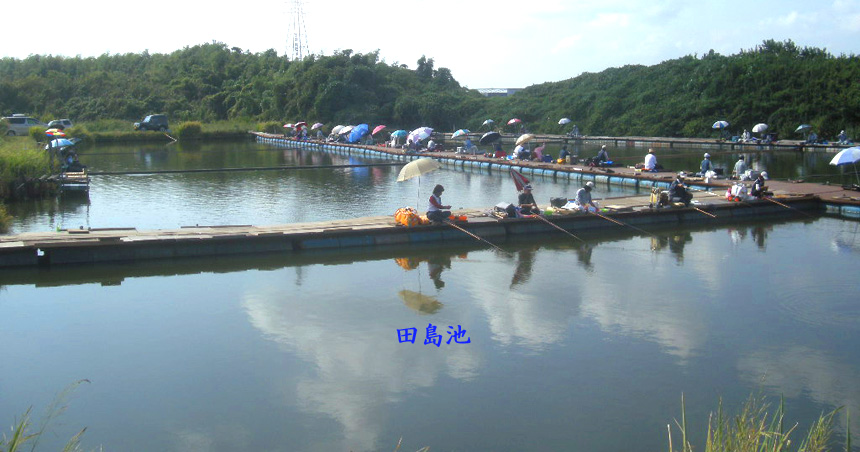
[254,133,860,209]
[1,133,857,268]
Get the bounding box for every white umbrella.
[795,124,812,133]
[339,125,355,135]
[331,125,345,135]
[398,157,442,206]
[558,118,571,125]
[712,120,729,129]
[397,158,440,181]
[829,146,860,185]
[481,119,494,128]
[752,123,768,133]
[515,133,535,146]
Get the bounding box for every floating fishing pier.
[1,133,858,268]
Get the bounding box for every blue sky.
[5,0,859,89]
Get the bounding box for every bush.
[176,121,203,140]
[257,121,283,134]
[0,203,10,233]
[28,126,46,142]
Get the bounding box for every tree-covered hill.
[1,39,857,139]
[477,40,860,140]
[0,43,483,131]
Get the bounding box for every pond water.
[1,140,858,451]
[5,139,850,234]
[1,216,858,451]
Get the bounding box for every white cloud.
[552,35,584,54]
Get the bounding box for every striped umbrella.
[510,168,531,192]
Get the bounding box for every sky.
[4,0,860,89]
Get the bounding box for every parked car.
[1,114,47,136]
[134,114,169,132]
[47,119,74,130]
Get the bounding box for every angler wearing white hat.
[751,171,769,198]
[701,153,712,175]
[571,181,599,212]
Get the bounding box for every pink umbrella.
[283,123,293,128]
[507,118,521,125]
[372,125,387,136]
[311,122,324,130]
[295,121,308,129]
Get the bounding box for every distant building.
[476,88,522,97]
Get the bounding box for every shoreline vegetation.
[2,392,849,451]
[669,393,851,452]
[0,39,857,141]
[0,137,51,215]
[0,120,259,205]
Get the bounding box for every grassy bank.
[0,138,52,207]
[63,119,261,144]
[3,391,851,451]
[669,394,850,452]
[0,137,50,185]
[0,138,49,180]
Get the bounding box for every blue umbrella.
[348,124,369,143]
[712,120,729,129]
[47,138,74,148]
[391,130,408,138]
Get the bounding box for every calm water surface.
[2,217,859,451]
[1,141,858,451]
[6,140,849,233]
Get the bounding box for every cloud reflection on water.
[738,346,860,434]
[242,280,481,451]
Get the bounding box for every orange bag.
[394,207,425,227]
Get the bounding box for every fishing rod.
[588,210,658,238]
[443,220,510,254]
[691,206,717,218]
[690,184,815,218]
[533,215,585,242]
[762,196,817,219]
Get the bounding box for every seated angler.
[750,171,769,198]
[559,144,570,163]
[732,155,748,180]
[644,148,657,171]
[571,181,599,212]
[426,184,452,224]
[700,153,712,176]
[669,172,693,206]
[518,184,539,216]
[597,145,609,163]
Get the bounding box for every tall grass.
[1,380,89,452]
[668,393,850,452]
[0,138,50,182]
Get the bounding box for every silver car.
[47,119,74,130]
[2,114,47,136]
